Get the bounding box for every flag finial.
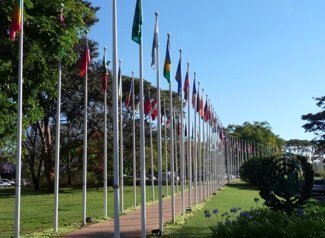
[167,33,171,38]
[155,11,159,16]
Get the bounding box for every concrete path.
[63,187,206,238]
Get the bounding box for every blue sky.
[89,0,325,141]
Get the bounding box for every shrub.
[239,156,277,187]
[210,206,325,238]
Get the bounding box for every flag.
[59,4,65,27]
[204,101,209,122]
[132,0,142,44]
[151,15,159,69]
[151,99,158,120]
[192,78,197,108]
[183,70,189,101]
[79,40,91,78]
[196,91,200,113]
[161,103,165,123]
[118,64,122,99]
[163,37,171,82]
[200,95,204,118]
[9,0,22,41]
[102,52,108,92]
[175,57,182,95]
[144,95,151,115]
[125,80,134,107]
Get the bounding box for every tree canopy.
[302,96,325,154]
[226,121,284,154]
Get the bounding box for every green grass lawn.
[163,182,264,238]
[0,184,169,238]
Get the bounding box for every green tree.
[302,96,325,155]
[226,121,284,155]
[0,0,98,190]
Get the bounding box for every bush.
[210,206,325,238]
[239,156,276,187]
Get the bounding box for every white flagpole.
[54,60,62,232]
[112,0,120,236]
[178,50,185,214]
[167,33,175,223]
[193,72,197,205]
[119,59,124,213]
[82,31,89,226]
[103,47,108,217]
[153,11,163,232]
[174,110,178,193]
[14,1,24,236]
[202,91,206,200]
[138,13,146,238]
[164,99,168,196]
[186,62,192,209]
[149,88,155,201]
[132,71,137,208]
[198,83,202,202]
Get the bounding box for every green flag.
[132,0,142,44]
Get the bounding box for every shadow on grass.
[0,187,88,198]
[226,182,258,191]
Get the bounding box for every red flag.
[79,41,91,78]
[144,95,151,115]
[151,99,158,120]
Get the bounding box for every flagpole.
[193,72,197,205]
[153,11,163,233]
[103,47,108,217]
[174,110,178,193]
[164,99,168,196]
[132,71,137,208]
[187,62,192,209]
[138,11,147,238]
[149,88,155,201]
[198,83,202,202]
[82,30,89,226]
[14,1,24,235]
[202,90,206,200]
[164,33,175,223]
[119,59,124,213]
[178,49,185,214]
[112,0,120,236]
[54,60,62,232]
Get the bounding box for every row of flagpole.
[10,0,262,237]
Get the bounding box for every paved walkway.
[64,187,206,238]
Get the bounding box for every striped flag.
[9,0,22,41]
[163,37,171,82]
